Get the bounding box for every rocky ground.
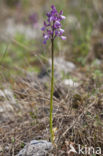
[0,60,103,155]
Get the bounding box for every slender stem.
[50,38,54,142]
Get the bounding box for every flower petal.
[61,36,67,40]
[44,34,49,40]
[59,10,63,15]
[43,40,47,44]
[41,27,45,31]
[59,28,64,34]
[60,15,66,20]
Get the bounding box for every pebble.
[17,140,53,156]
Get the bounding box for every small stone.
[0,146,3,152]
[5,146,9,151]
[63,79,79,87]
[49,57,76,74]
[17,140,53,156]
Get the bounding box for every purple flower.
[41,5,66,44]
[61,36,67,40]
[54,21,61,28]
[60,15,66,20]
[59,28,64,34]
[41,27,45,31]
[43,40,47,44]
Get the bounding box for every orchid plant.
[41,5,66,142]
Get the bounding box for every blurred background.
[0,0,103,81]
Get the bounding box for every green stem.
[50,38,54,143]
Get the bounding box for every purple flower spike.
[41,5,66,44]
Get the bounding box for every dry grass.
[0,66,103,156]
